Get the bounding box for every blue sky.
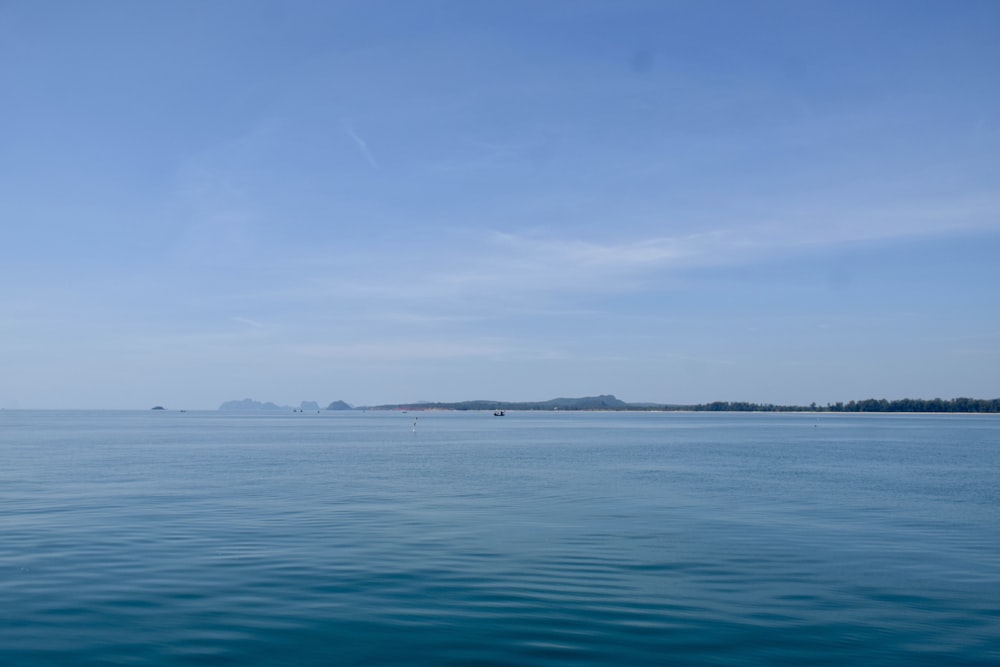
[2,0,997,409]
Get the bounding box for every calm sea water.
[1,410,997,666]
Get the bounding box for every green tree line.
[681,398,999,413]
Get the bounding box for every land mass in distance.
[218,395,1000,413]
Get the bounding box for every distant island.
[219,398,289,411]
[219,398,354,411]
[219,395,999,413]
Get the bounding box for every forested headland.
[373,396,1000,413]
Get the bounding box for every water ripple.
[1,411,997,666]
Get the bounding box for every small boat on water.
[493,410,505,416]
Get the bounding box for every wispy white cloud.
[199,190,996,321]
[343,122,380,169]
[482,192,999,287]
[488,229,730,269]
[231,316,264,329]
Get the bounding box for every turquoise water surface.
[1,410,997,665]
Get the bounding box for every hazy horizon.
[3,1,998,410]
[4,393,999,412]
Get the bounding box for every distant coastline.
[369,396,1000,413]
[218,395,1000,414]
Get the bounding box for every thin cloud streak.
[485,193,999,281]
[343,122,380,169]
